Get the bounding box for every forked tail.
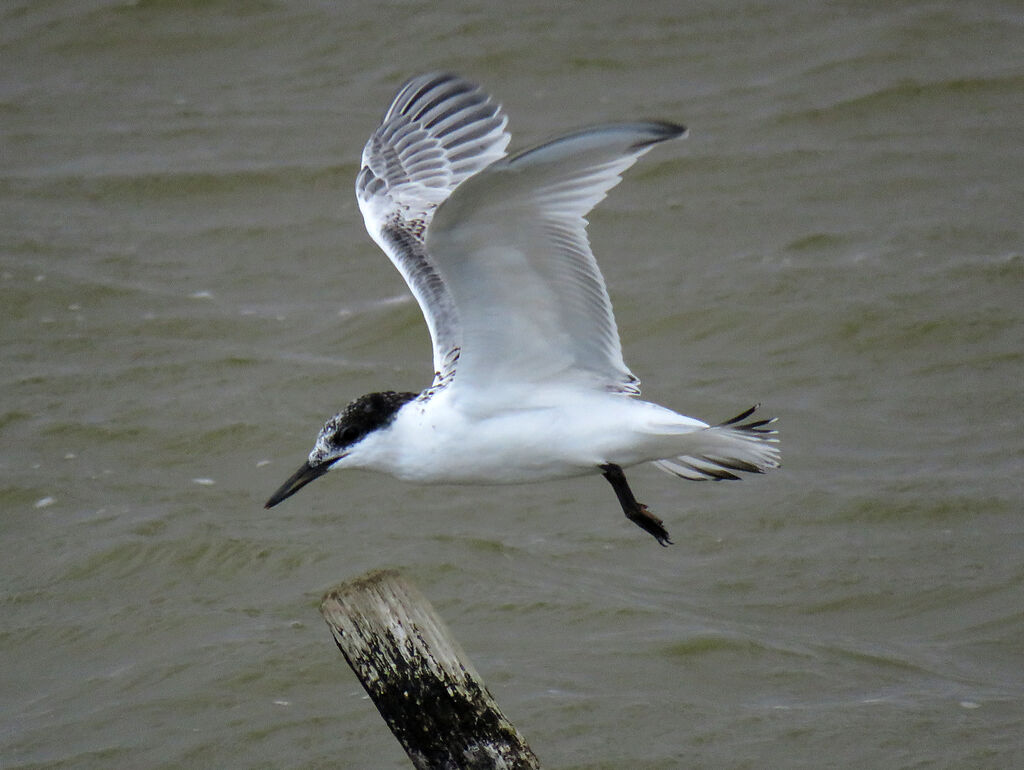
[652,405,780,481]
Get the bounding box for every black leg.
[600,464,673,546]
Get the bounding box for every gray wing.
[427,121,687,396]
[356,73,510,382]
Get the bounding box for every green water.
[2,1,1022,767]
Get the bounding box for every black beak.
[265,461,331,508]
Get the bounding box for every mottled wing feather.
[356,73,510,380]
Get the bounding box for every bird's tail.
[652,405,780,481]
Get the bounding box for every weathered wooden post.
[320,569,542,769]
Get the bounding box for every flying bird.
[265,73,779,545]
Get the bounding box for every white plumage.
[266,73,780,546]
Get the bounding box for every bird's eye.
[333,426,358,446]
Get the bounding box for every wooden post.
[320,569,542,770]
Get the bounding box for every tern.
[265,73,780,545]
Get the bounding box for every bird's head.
[264,390,417,508]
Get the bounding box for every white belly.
[356,389,706,484]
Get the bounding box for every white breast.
[349,388,707,485]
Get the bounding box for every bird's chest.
[386,403,600,484]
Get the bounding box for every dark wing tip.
[630,121,688,149]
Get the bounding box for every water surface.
[2,1,1022,767]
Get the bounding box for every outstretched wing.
[356,73,510,382]
[427,121,686,397]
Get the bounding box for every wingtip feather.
[630,121,688,148]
